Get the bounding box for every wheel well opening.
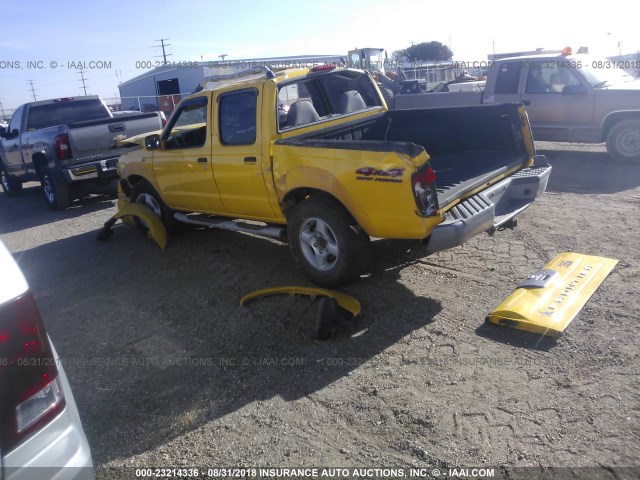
[32,153,47,176]
[282,188,366,235]
[602,114,640,142]
[282,188,344,217]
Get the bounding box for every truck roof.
[198,65,349,92]
[25,95,102,107]
[495,53,585,63]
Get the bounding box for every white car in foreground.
[0,240,94,480]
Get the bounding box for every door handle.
[197,157,208,163]
[522,100,531,106]
[244,156,256,163]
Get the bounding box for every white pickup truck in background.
[395,50,640,164]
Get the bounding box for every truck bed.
[427,150,524,207]
[280,103,530,208]
[394,91,483,110]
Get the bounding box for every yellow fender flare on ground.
[241,286,362,340]
[97,202,168,250]
[240,286,361,317]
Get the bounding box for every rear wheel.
[606,119,640,164]
[39,165,70,210]
[288,197,370,287]
[0,162,23,196]
[130,179,177,230]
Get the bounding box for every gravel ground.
[1,142,638,479]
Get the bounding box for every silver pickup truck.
[395,51,640,164]
[0,96,165,209]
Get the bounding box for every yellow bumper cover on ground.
[487,252,618,337]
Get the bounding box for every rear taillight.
[412,163,439,216]
[0,293,65,452]
[54,134,72,160]
[161,118,167,127]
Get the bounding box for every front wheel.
[40,165,70,210]
[130,179,177,231]
[288,197,370,287]
[606,119,640,164]
[1,162,23,197]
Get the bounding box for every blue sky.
[0,0,637,113]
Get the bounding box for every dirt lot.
[1,143,639,479]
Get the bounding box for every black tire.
[381,87,395,109]
[606,119,640,164]
[130,179,177,231]
[0,161,23,196]
[39,165,70,210]
[287,197,370,287]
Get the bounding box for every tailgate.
[67,114,161,163]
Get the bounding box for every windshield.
[578,56,637,88]
[364,49,385,74]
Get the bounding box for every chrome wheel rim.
[299,217,339,272]
[134,192,161,217]
[42,175,55,203]
[1,171,9,191]
[616,128,640,159]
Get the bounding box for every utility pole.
[0,97,6,120]
[155,38,172,65]
[28,80,37,102]
[78,70,89,95]
[218,53,228,61]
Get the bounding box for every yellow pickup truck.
[117,65,551,286]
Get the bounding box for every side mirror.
[562,84,587,95]
[0,126,6,138]
[145,134,161,150]
[10,129,19,139]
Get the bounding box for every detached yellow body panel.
[488,252,618,337]
[240,286,361,318]
[98,200,168,250]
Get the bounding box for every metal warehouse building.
[118,54,343,113]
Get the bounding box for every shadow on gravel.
[13,225,442,465]
[539,149,640,194]
[475,321,558,352]
[0,183,116,234]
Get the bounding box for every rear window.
[26,99,110,130]
[494,62,523,94]
[277,70,383,131]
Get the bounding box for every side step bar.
[174,212,286,240]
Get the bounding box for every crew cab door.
[211,87,276,218]
[1,105,26,174]
[519,61,595,142]
[484,59,594,142]
[151,95,224,212]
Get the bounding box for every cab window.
[525,62,582,94]
[163,97,208,150]
[219,89,257,145]
[7,106,25,136]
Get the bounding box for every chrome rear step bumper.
[425,155,551,253]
